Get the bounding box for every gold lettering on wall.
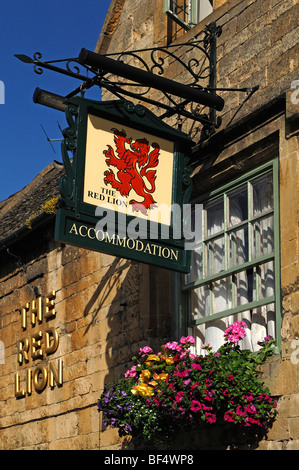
[31,331,43,359]
[45,291,56,319]
[15,372,25,398]
[45,328,59,354]
[49,359,63,387]
[15,291,63,398]
[33,365,48,392]
[18,338,29,364]
[30,297,42,325]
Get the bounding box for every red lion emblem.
[103,128,160,215]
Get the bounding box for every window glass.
[207,236,225,275]
[191,285,210,319]
[188,243,203,282]
[212,277,232,314]
[253,215,274,258]
[184,166,278,354]
[229,226,249,267]
[228,185,248,227]
[206,197,224,236]
[252,173,273,216]
[164,1,214,30]
[260,261,275,299]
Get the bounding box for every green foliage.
[98,322,278,446]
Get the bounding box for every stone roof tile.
[0,161,65,240]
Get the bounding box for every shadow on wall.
[81,253,173,449]
[83,257,131,335]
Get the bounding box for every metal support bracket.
[15,22,258,141]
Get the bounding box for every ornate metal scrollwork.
[182,157,193,205]
[58,103,78,202]
[15,22,221,140]
[123,100,146,117]
[15,22,258,144]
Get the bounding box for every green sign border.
[55,97,194,272]
[55,208,191,272]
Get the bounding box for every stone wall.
[0,220,172,449]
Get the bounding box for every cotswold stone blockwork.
[0,221,171,449]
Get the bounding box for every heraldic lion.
[103,128,160,215]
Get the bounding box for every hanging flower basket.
[97,321,278,448]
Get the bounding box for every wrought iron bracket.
[15,22,258,141]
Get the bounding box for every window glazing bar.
[189,296,276,327]
[183,253,275,290]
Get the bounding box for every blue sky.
[0,0,112,202]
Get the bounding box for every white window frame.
[164,0,213,30]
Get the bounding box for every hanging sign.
[54,97,194,272]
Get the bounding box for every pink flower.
[224,411,235,423]
[258,335,272,346]
[179,351,187,359]
[224,321,247,343]
[205,412,217,424]
[191,363,202,371]
[201,403,213,411]
[180,336,195,344]
[175,391,184,403]
[245,403,257,414]
[175,369,190,378]
[236,406,246,416]
[247,417,262,426]
[164,341,183,352]
[244,393,254,401]
[125,365,137,378]
[191,382,200,390]
[190,400,202,412]
[139,346,153,355]
[203,391,213,401]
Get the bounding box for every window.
[183,161,281,354]
[164,0,213,30]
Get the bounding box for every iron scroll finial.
[15,22,259,142]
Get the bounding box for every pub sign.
[55,97,194,272]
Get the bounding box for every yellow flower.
[140,369,151,381]
[153,371,168,382]
[131,383,154,397]
[149,380,158,386]
[165,357,174,365]
[158,371,168,381]
[146,354,160,362]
